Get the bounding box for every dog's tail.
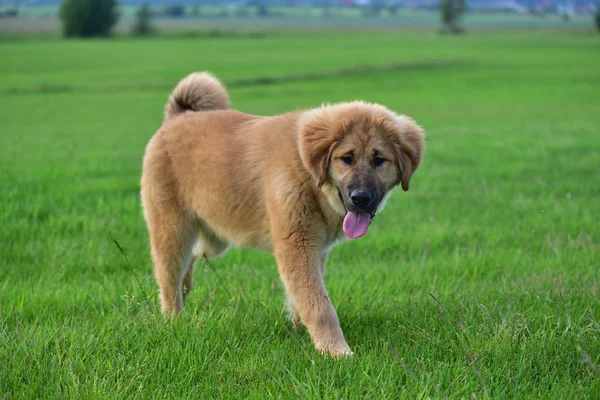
[164,72,229,121]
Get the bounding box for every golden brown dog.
[141,72,425,356]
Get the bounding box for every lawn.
[0,30,599,398]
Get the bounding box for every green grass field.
[1,30,599,398]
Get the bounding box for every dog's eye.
[341,155,354,166]
[373,156,385,167]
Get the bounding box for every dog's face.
[329,127,399,216]
[299,103,425,239]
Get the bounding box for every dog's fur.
[141,72,425,356]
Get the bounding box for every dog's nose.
[350,190,372,208]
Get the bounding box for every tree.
[0,9,18,18]
[59,0,119,37]
[132,4,155,37]
[388,4,400,16]
[257,5,269,17]
[163,4,185,17]
[440,0,466,34]
[248,0,269,17]
[595,7,600,32]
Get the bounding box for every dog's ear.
[298,111,338,188]
[388,116,425,192]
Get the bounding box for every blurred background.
[0,0,598,36]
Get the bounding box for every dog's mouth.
[337,189,377,240]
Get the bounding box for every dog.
[141,72,425,356]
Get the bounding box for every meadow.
[1,30,599,398]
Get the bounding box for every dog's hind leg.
[142,137,200,315]
[150,210,196,315]
[182,221,230,301]
[142,176,197,314]
[182,259,196,301]
[146,207,197,315]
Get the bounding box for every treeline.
[52,0,600,37]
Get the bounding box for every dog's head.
[298,102,425,239]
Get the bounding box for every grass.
[1,30,599,398]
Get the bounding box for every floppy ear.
[389,116,425,191]
[298,111,338,188]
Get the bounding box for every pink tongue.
[343,212,371,239]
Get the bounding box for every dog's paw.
[318,342,353,358]
[329,346,354,358]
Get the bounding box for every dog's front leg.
[287,251,329,329]
[274,239,352,357]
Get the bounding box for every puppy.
[141,72,425,356]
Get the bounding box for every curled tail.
[164,72,229,121]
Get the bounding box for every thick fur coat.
[141,72,425,356]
